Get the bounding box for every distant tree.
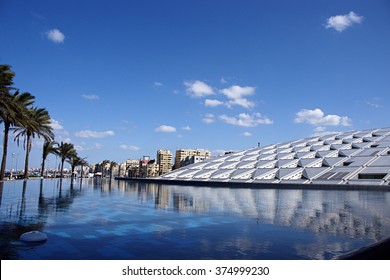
[67,155,88,178]
[13,107,54,179]
[109,161,118,179]
[56,142,77,178]
[101,160,110,177]
[41,140,58,177]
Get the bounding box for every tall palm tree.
[1,65,36,180]
[13,107,54,179]
[56,142,77,178]
[0,65,15,115]
[41,140,58,177]
[109,161,118,179]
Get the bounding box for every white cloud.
[221,85,256,109]
[75,142,103,151]
[82,94,100,100]
[221,85,255,99]
[75,130,115,138]
[119,144,140,151]
[154,82,163,87]
[227,98,255,109]
[313,126,326,133]
[50,119,63,130]
[205,99,224,107]
[202,113,215,124]
[155,125,176,133]
[46,28,65,43]
[94,143,103,150]
[219,113,273,127]
[220,78,227,84]
[181,126,191,131]
[294,108,352,126]
[364,97,381,108]
[242,132,252,137]
[184,80,214,98]
[325,11,363,32]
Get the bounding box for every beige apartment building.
[174,149,211,169]
[157,150,173,175]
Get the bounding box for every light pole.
[11,153,15,180]
[46,158,50,177]
[15,153,19,179]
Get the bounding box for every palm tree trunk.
[41,158,45,177]
[23,134,31,179]
[60,159,65,178]
[0,122,10,181]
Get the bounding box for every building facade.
[157,150,173,175]
[174,149,211,169]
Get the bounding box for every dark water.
[0,178,389,260]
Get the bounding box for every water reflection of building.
[118,182,390,241]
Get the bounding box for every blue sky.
[1,0,390,169]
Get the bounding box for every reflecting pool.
[1,178,389,260]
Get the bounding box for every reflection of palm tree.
[41,140,58,177]
[13,107,54,179]
[55,142,77,178]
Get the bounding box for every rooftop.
[160,127,390,187]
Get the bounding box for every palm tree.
[13,107,54,179]
[0,65,15,115]
[1,92,35,180]
[101,159,110,177]
[109,161,118,179]
[41,140,58,177]
[56,142,77,178]
[67,155,88,178]
[1,65,36,180]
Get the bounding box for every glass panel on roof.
[336,133,354,140]
[256,160,277,168]
[241,155,260,161]
[311,141,325,146]
[237,160,257,169]
[296,146,311,152]
[262,149,276,155]
[319,134,338,141]
[369,155,390,167]
[226,155,244,161]
[219,161,239,169]
[356,148,384,157]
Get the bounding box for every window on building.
[358,173,386,180]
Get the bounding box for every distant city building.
[174,149,211,169]
[139,156,159,178]
[146,160,159,177]
[157,150,173,175]
[126,159,140,177]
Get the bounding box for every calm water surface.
[1,178,389,260]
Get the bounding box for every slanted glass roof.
[160,128,390,186]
